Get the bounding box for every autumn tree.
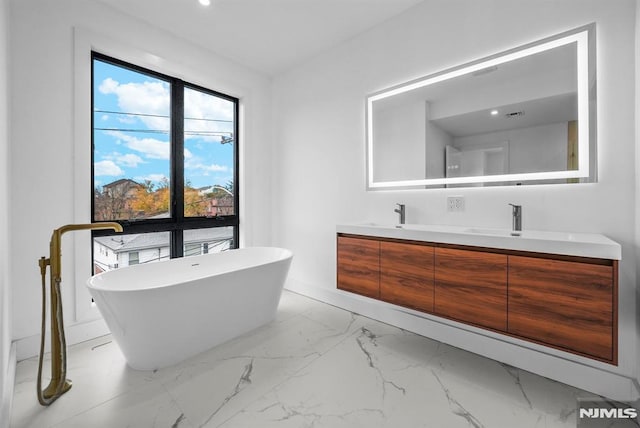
[184,186,208,217]
[130,179,170,218]
[184,181,234,217]
[96,178,235,220]
[94,179,141,220]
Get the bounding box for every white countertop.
[336,223,621,260]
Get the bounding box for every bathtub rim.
[86,246,293,292]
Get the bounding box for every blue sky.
[93,59,235,190]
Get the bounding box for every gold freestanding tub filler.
[37,222,123,406]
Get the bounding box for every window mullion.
[171,79,185,258]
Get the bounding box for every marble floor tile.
[217,324,549,428]
[272,289,318,322]
[10,290,602,428]
[11,337,167,428]
[161,307,362,426]
[50,383,191,428]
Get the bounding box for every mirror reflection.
[367,25,595,189]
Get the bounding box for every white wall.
[373,99,426,181]
[9,0,273,358]
[454,121,568,174]
[424,104,450,178]
[635,0,640,395]
[0,0,13,423]
[273,0,638,399]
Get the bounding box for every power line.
[94,127,233,136]
[94,109,233,123]
[95,109,168,119]
[95,127,168,134]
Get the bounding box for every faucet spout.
[37,222,123,406]
[50,222,123,283]
[394,203,406,225]
[509,204,522,233]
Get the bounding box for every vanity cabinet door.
[434,248,508,331]
[380,241,434,313]
[508,256,615,362]
[337,236,380,299]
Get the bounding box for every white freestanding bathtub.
[87,247,293,370]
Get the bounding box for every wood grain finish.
[435,248,508,331]
[380,241,434,313]
[336,233,618,364]
[337,236,380,299]
[508,255,614,362]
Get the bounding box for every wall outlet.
[447,196,465,212]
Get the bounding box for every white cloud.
[118,153,145,167]
[117,115,137,124]
[187,162,229,173]
[184,152,230,176]
[99,77,119,94]
[183,87,234,142]
[135,173,168,183]
[128,138,170,160]
[99,77,170,131]
[106,131,170,160]
[103,152,146,168]
[184,88,233,120]
[203,164,228,172]
[94,160,124,177]
[99,77,234,143]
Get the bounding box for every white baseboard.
[0,342,16,428]
[15,318,109,361]
[284,277,640,401]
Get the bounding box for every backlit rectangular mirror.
[366,24,596,190]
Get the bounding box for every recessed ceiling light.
[490,110,499,116]
[199,0,211,6]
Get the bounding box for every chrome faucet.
[394,203,406,225]
[509,204,522,234]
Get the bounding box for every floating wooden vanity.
[336,227,620,365]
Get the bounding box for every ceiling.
[95,0,425,76]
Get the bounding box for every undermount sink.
[464,227,521,237]
[338,223,621,260]
[361,223,467,233]
[464,227,584,241]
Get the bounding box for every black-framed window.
[91,52,239,273]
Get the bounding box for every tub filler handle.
[36,222,123,406]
